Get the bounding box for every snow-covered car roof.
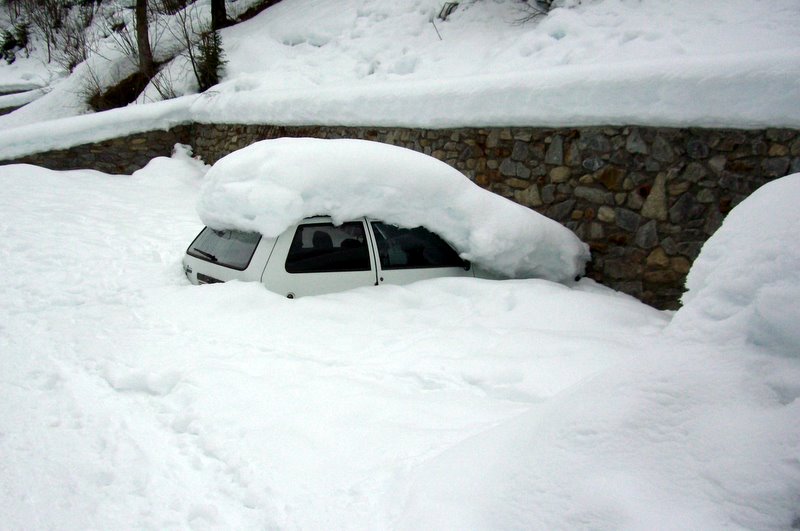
[198,138,589,282]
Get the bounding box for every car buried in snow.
[182,216,473,298]
[184,137,590,294]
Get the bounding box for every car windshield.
[187,228,261,271]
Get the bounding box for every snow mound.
[198,138,589,281]
[669,173,800,356]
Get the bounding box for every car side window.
[370,222,466,269]
[187,228,262,270]
[285,222,371,273]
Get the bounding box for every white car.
[182,216,473,297]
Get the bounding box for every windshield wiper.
[193,249,218,262]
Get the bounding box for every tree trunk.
[211,0,228,30]
[135,0,155,78]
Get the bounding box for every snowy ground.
[0,0,799,158]
[1,0,799,527]
[1,151,798,529]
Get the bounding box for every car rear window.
[370,222,466,270]
[285,222,371,273]
[187,228,261,271]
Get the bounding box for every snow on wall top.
[669,173,800,356]
[2,0,800,160]
[197,138,589,282]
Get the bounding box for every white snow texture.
[0,0,799,528]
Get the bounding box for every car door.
[261,217,378,297]
[366,221,473,286]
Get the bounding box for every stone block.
[635,220,659,249]
[511,141,529,161]
[514,185,543,207]
[597,206,615,223]
[604,259,642,280]
[644,269,680,284]
[670,257,692,274]
[766,128,795,142]
[686,138,710,159]
[681,162,707,182]
[545,135,564,165]
[669,193,705,224]
[547,199,576,221]
[668,181,690,196]
[626,128,648,154]
[762,157,791,177]
[541,184,556,204]
[697,188,716,203]
[646,247,670,268]
[641,172,668,220]
[652,135,675,162]
[565,142,582,167]
[595,165,625,191]
[791,138,800,156]
[588,222,605,240]
[579,131,611,152]
[507,177,530,189]
[575,186,614,205]
[582,157,605,172]
[769,144,789,157]
[486,130,500,148]
[549,166,571,183]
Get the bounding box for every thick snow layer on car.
[197,138,590,281]
[669,173,800,357]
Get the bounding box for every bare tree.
[210,0,227,30]
[135,0,155,78]
[19,0,66,63]
[166,1,225,93]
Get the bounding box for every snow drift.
[669,173,800,357]
[197,138,589,281]
[2,152,799,530]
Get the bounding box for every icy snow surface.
[198,138,589,281]
[1,153,799,529]
[0,0,799,157]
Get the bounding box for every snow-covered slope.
[0,0,798,157]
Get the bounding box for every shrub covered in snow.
[198,138,589,282]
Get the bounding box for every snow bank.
[4,147,799,530]
[197,138,589,281]
[1,0,799,158]
[669,174,800,356]
[0,96,196,160]
[192,50,800,129]
[391,339,800,530]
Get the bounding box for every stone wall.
[7,126,192,174]
[3,122,797,309]
[191,124,799,309]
